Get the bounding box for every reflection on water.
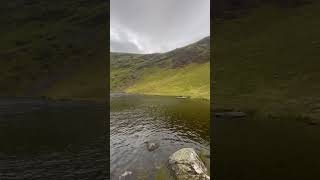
[110,94,210,179]
[0,97,108,179]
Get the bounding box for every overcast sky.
[110,0,210,54]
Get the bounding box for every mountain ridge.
[111,36,210,99]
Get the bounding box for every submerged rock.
[144,141,159,151]
[169,148,210,180]
[214,111,246,118]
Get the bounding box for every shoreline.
[111,92,210,101]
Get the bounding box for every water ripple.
[110,94,210,179]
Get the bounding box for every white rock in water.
[119,170,132,179]
[169,148,210,180]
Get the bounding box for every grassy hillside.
[111,37,210,99]
[127,62,210,99]
[0,0,108,101]
[213,1,320,118]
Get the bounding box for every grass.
[0,0,108,101]
[126,62,210,99]
[41,52,107,101]
[213,1,320,118]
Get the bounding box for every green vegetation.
[42,55,107,101]
[135,165,173,180]
[213,1,320,119]
[127,62,209,99]
[111,37,210,100]
[155,165,173,180]
[155,166,167,180]
[0,0,107,101]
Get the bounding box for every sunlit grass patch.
[126,62,210,100]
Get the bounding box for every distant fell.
[111,36,210,99]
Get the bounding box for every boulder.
[144,141,159,151]
[169,148,210,180]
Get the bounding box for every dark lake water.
[110,93,210,179]
[0,97,108,179]
[215,113,320,180]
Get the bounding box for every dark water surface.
[0,97,108,179]
[215,114,320,180]
[110,93,210,179]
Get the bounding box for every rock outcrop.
[169,148,210,180]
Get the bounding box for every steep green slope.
[127,62,210,99]
[0,0,107,101]
[213,1,320,118]
[111,37,210,99]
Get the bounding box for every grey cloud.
[110,40,142,54]
[110,0,210,54]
